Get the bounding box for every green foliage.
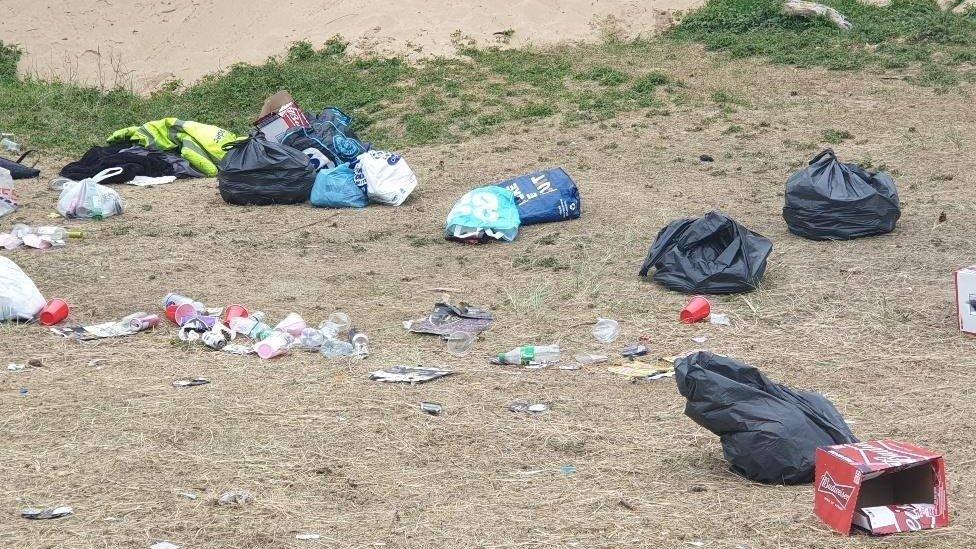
[671,0,976,83]
[822,129,853,143]
[0,41,20,82]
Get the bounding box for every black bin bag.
[638,211,772,294]
[217,135,315,206]
[675,351,858,485]
[783,149,900,240]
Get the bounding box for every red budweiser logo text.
[819,472,854,507]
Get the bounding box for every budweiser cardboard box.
[955,265,976,334]
[814,440,948,536]
[253,91,310,142]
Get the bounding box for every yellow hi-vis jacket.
[108,118,238,177]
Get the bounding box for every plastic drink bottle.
[230,315,273,340]
[349,329,369,357]
[299,327,326,349]
[497,344,561,365]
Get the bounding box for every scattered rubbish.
[680,296,711,323]
[592,317,620,343]
[573,352,608,365]
[493,344,561,366]
[608,364,674,380]
[127,175,176,187]
[370,365,454,384]
[295,533,322,541]
[88,358,107,368]
[445,186,521,243]
[255,331,294,359]
[955,265,976,335]
[108,118,237,177]
[1,136,19,153]
[420,402,443,415]
[51,315,147,340]
[404,302,493,337]
[445,330,476,357]
[784,149,899,240]
[560,465,577,475]
[783,0,853,31]
[558,363,582,370]
[218,134,315,206]
[7,363,26,372]
[675,351,857,484]
[687,542,706,548]
[0,167,18,218]
[639,211,773,294]
[509,401,548,413]
[0,257,47,321]
[39,298,70,326]
[222,344,256,355]
[179,492,198,500]
[355,149,418,206]
[21,505,73,519]
[815,440,948,535]
[620,344,648,358]
[171,378,210,388]
[349,329,369,357]
[19,387,28,396]
[699,154,714,163]
[56,167,125,219]
[708,313,730,326]
[216,490,254,506]
[691,335,709,344]
[493,167,581,226]
[150,542,180,549]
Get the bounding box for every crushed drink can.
[129,313,160,332]
[201,330,227,350]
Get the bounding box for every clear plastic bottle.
[321,338,355,358]
[35,226,68,241]
[497,344,561,365]
[11,223,32,239]
[592,318,620,343]
[574,352,609,365]
[349,329,369,357]
[319,312,350,340]
[299,327,326,349]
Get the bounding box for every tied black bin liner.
[783,149,900,240]
[638,211,772,294]
[217,135,315,206]
[675,351,858,485]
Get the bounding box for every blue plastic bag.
[493,167,581,225]
[445,186,521,243]
[310,163,368,208]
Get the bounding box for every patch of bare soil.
[2,52,976,547]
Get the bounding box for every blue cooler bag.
[494,167,581,225]
[310,163,368,208]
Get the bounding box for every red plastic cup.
[174,303,200,326]
[223,304,249,327]
[39,298,69,326]
[165,304,179,324]
[680,296,711,324]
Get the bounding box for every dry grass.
[2,51,976,548]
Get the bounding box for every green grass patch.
[670,0,976,86]
[0,38,680,156]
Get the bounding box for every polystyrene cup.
[39,298,69,326]
[680,296,711,324]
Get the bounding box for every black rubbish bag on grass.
[217,134,315,206]
[783,149,900,240]
[675,351,858,485]
[638,211,772,294]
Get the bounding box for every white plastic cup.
[274,312,307,337]
[254,332,293,360]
